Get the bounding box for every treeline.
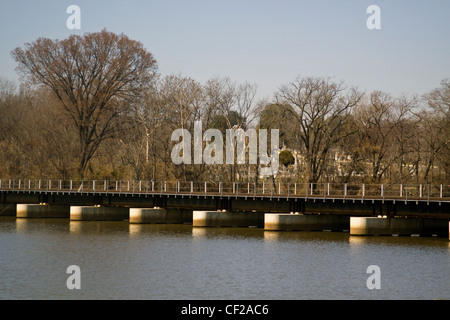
[1,30,449,184]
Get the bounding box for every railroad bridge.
[1,179,449,237]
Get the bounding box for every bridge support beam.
[129,207,192,224]
[193,210,264,227]
[350,216,449,237]
[70,206,129,221]
[16,204,70,218]
[264,213,350,231]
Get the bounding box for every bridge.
[1,178,449,217]
[1,179,449,238]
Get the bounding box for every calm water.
[0,216,448,300]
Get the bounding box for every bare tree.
[353,92,401,182]
[35,89,79,179]
[391,96,419,183]
[275,76,363,184]
[11,29,158,177]
[418,79,450,182]
[160,74,204,181]
[117,81,176,181]
[202,77,260,182]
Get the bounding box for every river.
[0,216,448,300]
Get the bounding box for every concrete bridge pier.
[129,207,192,224]
[350,216,449,237]
[264,213,350,231]
[70,206,129,221]
[16,204,70,218]
[193,210,264,227]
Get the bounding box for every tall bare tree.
[419,79,450,182]
[353,91,416,182]
[12,29,158,177]
[275,76,363,184]
[160,74,204,181]
[202,77,260,182]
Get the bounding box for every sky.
[0,0,449,101]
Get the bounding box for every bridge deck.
[1,179,449,199]
[1,179,449,219]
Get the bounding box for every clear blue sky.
[1,0,449,100]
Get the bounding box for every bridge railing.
[0,178,449,201]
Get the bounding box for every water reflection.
[129,223,144,236]
[263,230,280,242]
[348,235,368,247]
[5,217,449,248]
[69,220,82,234]
[15,217,28,233]
[128,223,193,238]
[348,233,450,249]
[191,226,207,239]
[69,220,129,234]
[191,226,264,240]
[1,217,449,300]
[263,229,351,244]
[15,217,69,233]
